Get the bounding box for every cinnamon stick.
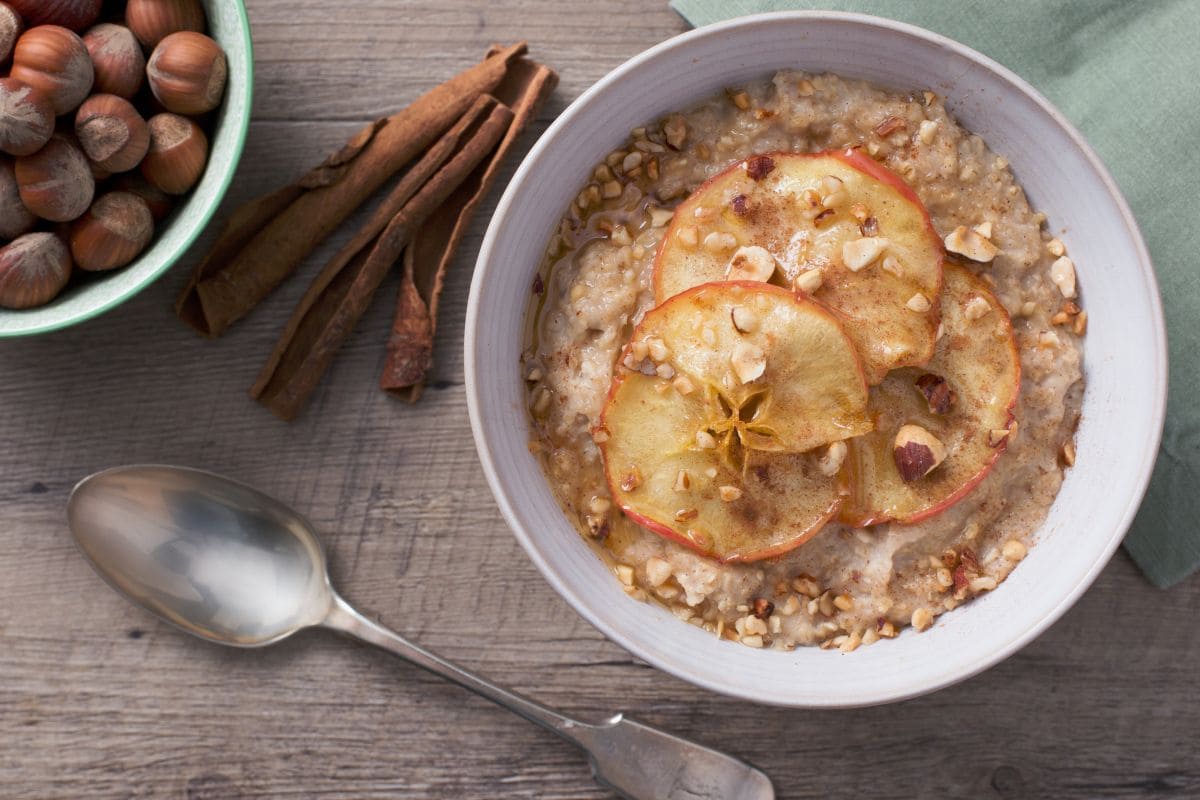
[174,42,529,337]
[380,56,558,401]
[250,101,514,421]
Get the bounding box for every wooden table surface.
[1,2,1197,798]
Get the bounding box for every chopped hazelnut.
[842,236,889,272]
[1049,256,1076,299]
[918,119,939,144]
[726,244,777,282]
[703,231,738,254]
[1002,540,1027,562]
[730,305,760,334]
[752,598,774,619]
[963,296,992,321]
[893,425,947,481]
[648,206,674,227]
[795,267,823,294]
[818,441,847,477]
[730,342,767,384]
[906,293,932,313]
[645,557,672,586]
[911,607,934,631]
[944,225,999,262]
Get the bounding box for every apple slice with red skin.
[840,263,1021,526]
[598,281,871,563]
[653,148,943,383]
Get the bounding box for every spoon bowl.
[68,465,332,647]
[66,464,774,800]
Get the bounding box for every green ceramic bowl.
[0,0,254,337]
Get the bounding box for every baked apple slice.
[840,264,1020,526]
[598,281,871,562]
[653,148,943,383]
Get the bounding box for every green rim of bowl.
[0,0,255,338]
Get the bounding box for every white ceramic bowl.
[466,11,1167,707]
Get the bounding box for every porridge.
[522,72,1084,652]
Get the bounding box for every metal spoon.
[67,465,774,800]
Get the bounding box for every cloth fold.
[670,0,1197,587]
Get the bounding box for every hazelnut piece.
[842,236,888,272]
[0,77,54,157]
[893,424,947,482]
[0,3,22,63]
[111,172,173,221]
[0,232,72,309]
[943,225,999,263]
[730,341,766,384]
[69,191,154,271]
[8,0,101,32]
[141,113,208,195]
[15,133,95,222]
[147,31,227,115]
[11,25,94,114]
[82,23,145,99]
[75,94,150,173]
[0,158,34,239]
[751,598,774,619]
[726,244,776,282]
[915,373,956,415]
[126,0,205,48]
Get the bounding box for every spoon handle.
[323,592,579,736]
[322,593,774,800]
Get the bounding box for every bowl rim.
[0,1,255,338]
[466,10,1168,706]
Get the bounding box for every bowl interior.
[0,0,253,337]
[467,12,1166,707]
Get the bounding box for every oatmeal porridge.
[522,72,1084,652]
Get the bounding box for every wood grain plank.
[2,1,1199,798]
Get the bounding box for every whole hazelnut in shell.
[69,191,154,271]
[0,231,72,309]
[126,0,205,48]
[75,94,150,174]
[7,0,101,33]
[11,25,94,114]
[82,23,145,99]
[0,77,54,157]
[0,3,23,63]
[147,31,227,115]
[15,133,95,221]
[0,157,35,239]
[141,113,207,195]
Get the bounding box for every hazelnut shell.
[82,23,145,99]
[141,113,207,195]
[8,0,101,33]
[15,133,95,222]
[147,31,227,116]
[0,157,35,239]
[11,25,94,114]
[0,76,54,157]
[0,231,72,309]
[0,3,22,63]
[75,93,150,173]
[69,191,154,271]
[125,0,205,48]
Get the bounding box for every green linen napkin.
[671,0,1196,587]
